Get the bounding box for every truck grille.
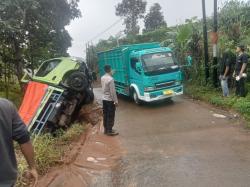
[155,81,175,89]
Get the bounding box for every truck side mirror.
[21,72,32,84]
[136,62,142,72]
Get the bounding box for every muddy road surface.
[38,88,250,187]
[93,88,250,187]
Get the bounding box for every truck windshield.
[142,52,176,72]
[35,59,61,77]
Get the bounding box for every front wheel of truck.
[133,90,142,105]
[61,71,88,92]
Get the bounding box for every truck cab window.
[36,59,61,77]
[142,52,176,72]
[130,57,139,69]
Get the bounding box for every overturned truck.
[19,57,94,135]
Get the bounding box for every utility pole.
[202,0,209,83]
[212,0,218,87]
[86,43,89,68]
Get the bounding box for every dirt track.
[37,88,250,187]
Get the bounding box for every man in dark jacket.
[233,45,248,97]
[0,98,38,186]
[219,50,234,96]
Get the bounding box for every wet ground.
[38,88,250,187]
[93,88,250,187]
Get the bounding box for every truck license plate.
[163,90,173,95]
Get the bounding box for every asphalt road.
[93,88,250,187]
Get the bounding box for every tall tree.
[116,0,147,35]
[144,3,166,32]
[0,0,81,85]
[219,0,250,44]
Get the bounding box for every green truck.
[98,43,183,104]
[20,57,94,134]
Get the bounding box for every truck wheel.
[133,90,141,105]
[64,72,88,92]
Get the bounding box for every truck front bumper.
[141,85,183,102]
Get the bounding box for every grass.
[0,83,23,107]
[1,81,87,186]
[185,82,250,128]
[16,123,86,187]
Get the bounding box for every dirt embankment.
[36,102,123,187]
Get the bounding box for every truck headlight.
[144,87,155,92]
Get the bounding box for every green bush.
[0,84,22,107]
[233,100,250,114]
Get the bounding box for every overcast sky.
[66,0,234,57]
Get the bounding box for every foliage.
[0,82,22,106]
[0,0,81,85]
[16,123,85,187]
[116,0,147,35]
[144,3,166,33]
[218,0,250,45]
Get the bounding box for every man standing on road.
[233,45,248,97]
[101,65,119,136]
[0,98,38,187]
[219,50,233,97]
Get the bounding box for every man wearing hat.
[234,45,248,97]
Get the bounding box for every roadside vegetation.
[0,0,81,96]
[185,82,250,127]
[0,83,22,106]
[86,0,250,125]
[16,123,86,187]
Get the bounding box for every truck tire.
[63,72,88,92]
[133,90,141,105]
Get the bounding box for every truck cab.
[98,43,183,104]
[129,47,183,104]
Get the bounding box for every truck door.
[130,57,143,95]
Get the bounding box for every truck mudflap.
[140,86,183,102]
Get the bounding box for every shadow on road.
[117,94,175,109]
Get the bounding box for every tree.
[144,3,166,32]
[116,0,147,35]
[0,0,81,86]
[219,0,250,44]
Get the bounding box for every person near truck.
[184,52,193,81]
[186,52,193,66]
[233,45,248,97]
[101,65,119,136]
[219,49,234,97]
[0,98,38,187]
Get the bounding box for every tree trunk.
[13,39,25,90]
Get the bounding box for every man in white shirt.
[101,65,119,136]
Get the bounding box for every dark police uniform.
[235,53,248,97]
